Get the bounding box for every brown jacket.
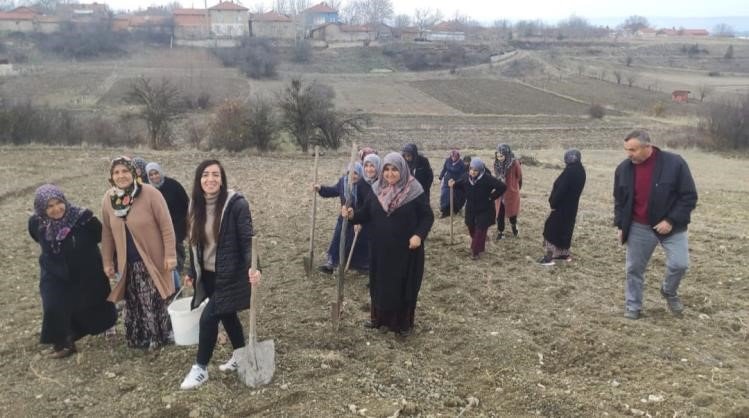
[101,184,177,302]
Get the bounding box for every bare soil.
[0,144,747,417]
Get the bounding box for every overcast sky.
[103,0,748,22]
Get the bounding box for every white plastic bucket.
[168,297,207,346]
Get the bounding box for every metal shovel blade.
[237,339,275,388]
[303,255,312,276]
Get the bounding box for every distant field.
[410,78,590,116]
[528,75,703,117]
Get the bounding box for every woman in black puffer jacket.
[180,160,261,390]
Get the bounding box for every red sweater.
[632,148,657,224]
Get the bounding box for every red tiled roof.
[682,29,708,36]
[0,11,36,21]
[10,6,40,15]
[304,2,337,13]
[432,21,464,32]
[209,1,249,11]
[251,11,291,22]
[173,8,207,15]
[35,15,63,23]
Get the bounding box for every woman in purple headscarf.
[343,152,434,337]
[28,185,116,358]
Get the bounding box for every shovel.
[344,228,360,272]
[449,184,454,245]
[303,146,320,276]
[331,142,358,330]
[237,238,275,388]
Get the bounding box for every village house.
[309,22,375,43]
[56,2,110,29]
[0,7,39,33]
[672,90,690,103]
[250,11,296,40]
[303,2,338,31]
[426,21,466,42]
[34,15,63,33]
[393,26,419,42]
[173,8,209,40]
[208,1,249,38]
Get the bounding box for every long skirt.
[371,304,416,333]
[439,183,466,214]
[124,261,171,349]
[39,280,116,346]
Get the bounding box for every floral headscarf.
[449,149,461,165]
[358,147,377,162]
[133,157,149,184]
[372,152,424,215]
[109,156,142,218]
[363,153,382,185]
[33,184,90,254]
[493,143,515,181]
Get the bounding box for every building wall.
[35,21,61,33]
[252,21,295,39]
[426,31,465,42]
[175,24,209,39]
[209,10,248,38]
[0,20,34,32]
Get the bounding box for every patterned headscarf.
[132,157,149,184]
[564,149,582,165]
[109,156,142,218]
[343,162,364,207]
[145,162,165,188]
[358,147,377,162]
[449,149,461,166]
[493,143,515,181]
[372,152,424,215]
[33,184,90,254]
[468,157,486,185]
[363,153,382,185]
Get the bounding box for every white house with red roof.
[303,2,338,29]
[250,11,296,39]
[208,1,249,38]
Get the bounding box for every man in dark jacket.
[402,143,434,199]
[614,130,697,320]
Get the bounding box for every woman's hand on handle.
[184,275,193,287]
[341,205,353,220]
[248,268,262,285]
[408,235,422,249]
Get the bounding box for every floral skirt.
[124,261,171,349]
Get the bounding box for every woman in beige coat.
[101,156,177,349]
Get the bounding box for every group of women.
[29,144,585,389]
[29,157,259,391]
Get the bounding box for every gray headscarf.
[363,153,382,185]
[494,143,515,180]
[145,162,165,188]
[468,157,486,185]
[564,149,582,165]
[372,152,424,215]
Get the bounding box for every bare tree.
[342,0,393,26]
[613,70,622,85]
[393,14,411,28]
[0,0,16,10]
[127,77,181,149]
[273,0,289,14]
[625,55,633,67]
[713,23,735,37]
[414,7,442,39]
[697,84,714,102]
[313,112,369,150]
[626,73,638,87]
[620,15,649,34]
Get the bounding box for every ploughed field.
[0,142,747,417]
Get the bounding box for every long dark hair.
[189,159,228,246]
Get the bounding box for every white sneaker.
[180,365,208,390]
[218,350,240,372]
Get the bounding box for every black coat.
[405,145,434,197]
[455,173,507,229]
[543,162,586,249]
[614,147,698,243]
[190,193,254,314]
[156,177,190,242]
[351,193,434,311]
[28,213,116,344]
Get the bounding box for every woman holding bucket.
[101,156,177,349]
[180,160,261,390]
